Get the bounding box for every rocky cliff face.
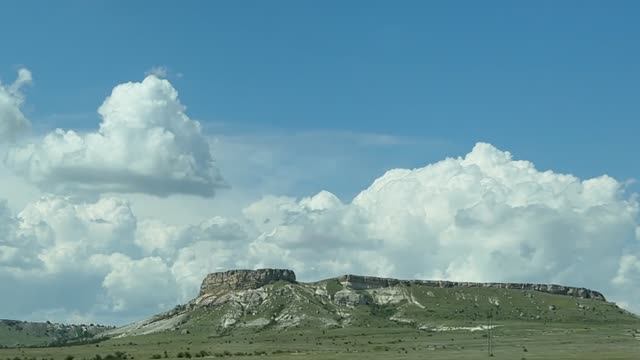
[337,274,606,301]
[199,269,296,296]
[197,269,605,301]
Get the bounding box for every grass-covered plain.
[1,321,639,360]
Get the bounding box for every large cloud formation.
[5,75,225,197]
[0,68,32,142]
[1,143,638,324]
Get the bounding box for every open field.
[2,321,639,360]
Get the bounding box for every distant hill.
[0,320,112,348]
[105,269,639,338]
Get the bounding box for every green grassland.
[1,321,639,360]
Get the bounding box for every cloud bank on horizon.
[0,69,638,324]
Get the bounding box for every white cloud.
[3,195,138,274]
[0,194,252,321]
[92,254,177,312]
[0,142,638,324]
[241,143,640,310]
[0,68,31,142]
[613,254,640,286]
[612,254,640,310]
[5,75,225,197]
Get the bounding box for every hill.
[0,319,112,347]
[1,269,639,359]
[106,269,637,338]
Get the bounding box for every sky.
[0,1,639,325]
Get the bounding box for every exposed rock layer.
[198,269,606,301]
[337,274,607,301]
[199,269,296,296]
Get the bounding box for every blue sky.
[1,2,640,323]
[2,1,639,196]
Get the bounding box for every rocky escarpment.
[337,274,606,301]
[198,269,296,297]
[104,268,634,338]
[196,269,605,301]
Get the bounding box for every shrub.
[150,355,162,359]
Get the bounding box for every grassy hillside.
[168,279,639,338]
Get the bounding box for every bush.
[150,355,162,359]
[65,356,75,360]
[99,352,127,360]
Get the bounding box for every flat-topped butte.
[100,268,637,340]
[196,268,606,301]
[199,269,296,296]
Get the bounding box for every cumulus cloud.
[613,255,640,285]
[0,196,139,323]
[91,253,177,312]
[0,142,638,324]
[5,75,225,197]
[0,195,251,322]
[0,68,32,142]
[242,143,639,312]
